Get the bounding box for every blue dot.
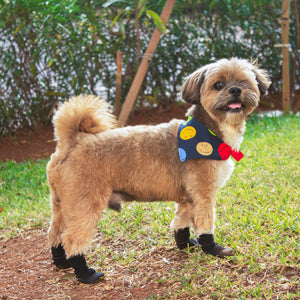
[178,148,186,162]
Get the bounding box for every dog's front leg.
[191,200,234,257]
[171,203,199,249]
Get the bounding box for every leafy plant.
[0,0,113,134]
[0,0,299,135]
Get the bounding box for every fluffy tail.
[53,94,117,143]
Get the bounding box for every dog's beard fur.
[48,58,271,276]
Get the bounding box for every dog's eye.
[214,81,225,91]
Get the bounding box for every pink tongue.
[228,103,242,109]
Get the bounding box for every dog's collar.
[177,117,244,162]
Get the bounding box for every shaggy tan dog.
[47,58,270,283]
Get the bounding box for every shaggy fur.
[47,58,270,282]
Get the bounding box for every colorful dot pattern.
[177,117,243,162]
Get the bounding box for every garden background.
[0,0,299,135]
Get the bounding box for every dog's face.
[181,58,271,126]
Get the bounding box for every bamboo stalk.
[113,51,123,117]
[118,0,176,127]
[281,0,290,115]
[290,0,299,110]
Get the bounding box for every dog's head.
[181,58,271,126]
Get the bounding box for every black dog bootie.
[68,254,104,284]
[197,234,234,257]
[51,244,71,269]
[174,229,234,257]
[174,227,199,250]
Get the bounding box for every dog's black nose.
[229,87,242,96]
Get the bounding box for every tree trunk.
[118,0,176,127]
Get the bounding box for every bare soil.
[0,229,190,299]
[0,93,299,299]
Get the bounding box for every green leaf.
[30,63,37,76]
[68,51,74,62]
[44,91,66,97]
[138,3,146,19]
[153,87,158,99]
[137,0,146,10]
[47,58,54,68]
[119,20,125,39]
[143,19,149,29]
[103,0,126,8]
[111,9,128,28]
[71,76,76,89]
[146,10,166,34]
[13,27,20,36]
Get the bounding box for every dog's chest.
[215,159,235,189]
[221,124,245,151]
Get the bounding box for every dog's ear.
[181,68,206,104]
[252,66,271,98]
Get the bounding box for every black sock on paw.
[68,254,104,284]
[197,234,216,253]
[174,227,199,250]
[197,234,234,257]
[51,244,70,269]
[174,227,190,249]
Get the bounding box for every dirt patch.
[1,229,299,299]
[0,124,56,163]
[0,229,186,299]
[259,90,300,112]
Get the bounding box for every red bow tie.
[218,143,244,161]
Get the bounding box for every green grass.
[0,115,299,298]
[0,160,50,236]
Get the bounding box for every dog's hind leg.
[48,189,71,269]
[48,195,65,247]
[61,199,105,257]
[171,203,199,249]
[59,190,110,284]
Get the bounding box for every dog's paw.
[197,234,234,257]
[174,227,190,249]
[69,254,104,284]
[205,244,234,257]
[54,261,71,270]
[77,268,104,284]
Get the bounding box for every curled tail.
[53,94,117,143]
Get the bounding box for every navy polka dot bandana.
[177,116,244,162]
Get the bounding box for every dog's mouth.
[221,101,244,113]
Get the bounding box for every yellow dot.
[196,142,213,156]
[180,126,196,140]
